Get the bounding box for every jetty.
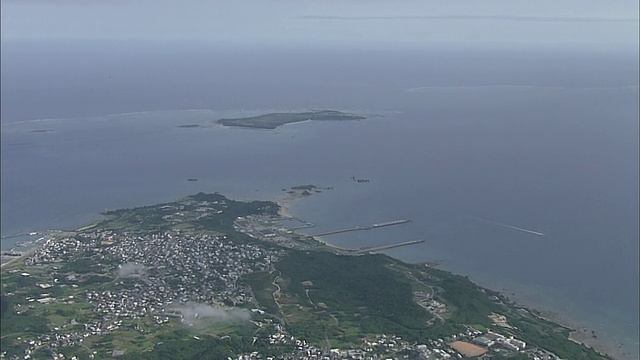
[1,251,24,257]
[1,232,39,240]
[284,216,316,230]
[355,239,425,254]
[312,219,410,237]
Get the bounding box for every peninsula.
[0,193,610,360]
[215,110,366,129]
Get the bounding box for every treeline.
[120,333,242,360]
[436,275,504,327]
[276,251,452,342]
[510,318,609,360]
[118,329,293,360]
[1,295,10,318]
[0,294,49,359]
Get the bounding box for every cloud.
[175,303,251,326]
[116,262,145,278]
[297,15,639,23]
[2,0,637,49]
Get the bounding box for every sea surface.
[1,41,638,358]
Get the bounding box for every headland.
[0,192,614,360]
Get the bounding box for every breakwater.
[312,219,410,237]
[355,239,425,254]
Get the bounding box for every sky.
[1,0,639,50]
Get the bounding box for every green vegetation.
[242,271,279,315]
[436,274,503,326]
[1,295,9,317]
[509,317,605,360]
[98,192,278,235]
[268,251,458,344]
[60,257,101,274]
[216,110,366,129]
[278,252,428,325]
[239,250,608,358]
[1,193,610,359]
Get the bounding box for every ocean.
[1,41,638,358]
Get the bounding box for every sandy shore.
[273,190,316,220]
[275,198,294,219]
[568,328,637,360]
[500,295,635,360]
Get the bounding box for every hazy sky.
[1,0,639,49]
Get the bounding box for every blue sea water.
[1,42,638,358]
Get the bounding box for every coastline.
[1,246,38,269]
[0,235,49,269]
[274,196,382,253]
[2,193,633,360]
[495,290,637,360]
[274,194,633,360]
[276,198,294,219]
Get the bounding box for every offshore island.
[1,193,611,360]
[215,110,367,129]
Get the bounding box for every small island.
[215,110,367,129]
[351,176,370,183]
[282,184,333,197]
